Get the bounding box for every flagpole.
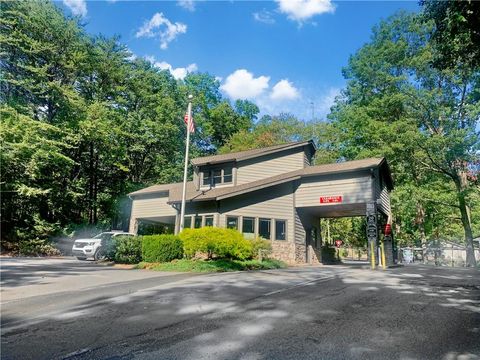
[179,94,193,233]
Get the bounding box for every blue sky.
[60,0,419,120]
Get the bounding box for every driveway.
[1,258,479,360]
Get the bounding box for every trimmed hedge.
[108,235,142,264]
[142,234,184,263]
[180,227,253,260]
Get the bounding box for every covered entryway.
[294,162,394,268]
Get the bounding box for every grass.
[135,258,287,273]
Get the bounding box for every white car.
[72,231,134,261]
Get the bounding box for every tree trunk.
[454,171,477,267]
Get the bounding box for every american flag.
[184,113,195,133]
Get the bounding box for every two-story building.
[128,140,394,265]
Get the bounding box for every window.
[184,216,192,229]
[259,218,271,240]
[194,216,202,228]
[204,215,214,227]
[242,217,255,239]
[202,166,233,187]
[203,171,211,186]
[275,220,286,241]
[223,167,233,183]
[213,169,222,185]
[226,216,239,230]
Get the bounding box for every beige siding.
[236,148,305,185]
[218,183,295,242]
[130,193,176,219]
[295,172,373,208]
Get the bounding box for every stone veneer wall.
[270,241,297,265]
[295,243,307,264]
[307,245,322,264]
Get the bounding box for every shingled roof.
[129,157,393,202]
[190,140,315,166]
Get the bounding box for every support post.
[366,202,378,270]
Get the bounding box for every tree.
[329,12,479,265]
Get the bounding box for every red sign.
[320,195,343,204]
[335,240,343,248]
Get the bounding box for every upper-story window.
[202,166,233,187]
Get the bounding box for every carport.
[294,162,394,268]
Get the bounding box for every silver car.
[72,231,134,261]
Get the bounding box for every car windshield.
[92,233,113,241]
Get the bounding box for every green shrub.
[321,245,339,263]
[249,237,272,259]
[180,227,253,260]
[142,234,184,263]
[110,235,142,264]
[18,238,60,256]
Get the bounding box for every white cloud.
[63,0,87,17]
[221,69,270,100]
[270,79,299,101]
[316,87,340,118]
[136,13,187,50]
[276,0,335,22]
[146,57,197,80]
[253,10,275,24]
[178,0,196,11]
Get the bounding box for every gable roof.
[191,140,316,166]
[129,157,393,203]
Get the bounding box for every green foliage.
[321,246,339,264]
[137,258,286,273]
[108,235,142,264]
[18,239,60,257]
[142,235,184,263]
[0,0,257,246]
[249,237,272,259]
[180,227,253,260]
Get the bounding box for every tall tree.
[329,12,479,265]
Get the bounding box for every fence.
[337,247,368,261]
[399,245,480,267]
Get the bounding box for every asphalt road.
[1,258,479,360]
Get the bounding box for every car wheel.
[76,257,87,260]
[94,248,106,261]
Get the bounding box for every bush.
[18,238,60,257]
[180,227,253,260]
[249,237,272,259]
[142,234,184,263]
[321,245,339,263]
[109,235,142,264]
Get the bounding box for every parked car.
[72,231,134,261]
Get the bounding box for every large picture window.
[226,216,239,230]
[242,217,255,239]
[184,216,192,229]
[275,220,286,240]
[259,218,271,240]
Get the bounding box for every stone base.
[307,245,322,264]
[270,241,297,265]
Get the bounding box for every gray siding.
[374,169,391,216]
[218,183,295,242]
[295,171,373,208]
[130,193,176,219]
[236,148,305,185]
